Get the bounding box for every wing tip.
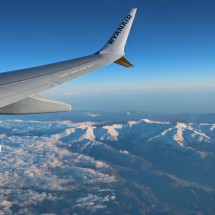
[99,8,137,56]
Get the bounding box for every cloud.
[75,194,116,211]
[44,89,83,97]
[0,200,12,208]
[120,150,129,154]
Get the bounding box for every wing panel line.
[0,56,101,87]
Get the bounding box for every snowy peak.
[173,123,187,146]
[51,118,214,152]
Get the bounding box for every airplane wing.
[0,8,137,114]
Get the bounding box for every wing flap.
[0,95,71,115]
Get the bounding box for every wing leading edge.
[0,8,137,114]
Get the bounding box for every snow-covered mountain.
[1,116,215,215]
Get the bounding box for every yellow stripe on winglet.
[114,57,134,68]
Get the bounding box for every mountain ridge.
[1,116,215,214]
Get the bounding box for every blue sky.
[0,0,215,113]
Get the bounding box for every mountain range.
[1,113,215,214]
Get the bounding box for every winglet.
[99,8,137,56]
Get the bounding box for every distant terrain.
[1,111,215,215]
[3,110,215,123]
